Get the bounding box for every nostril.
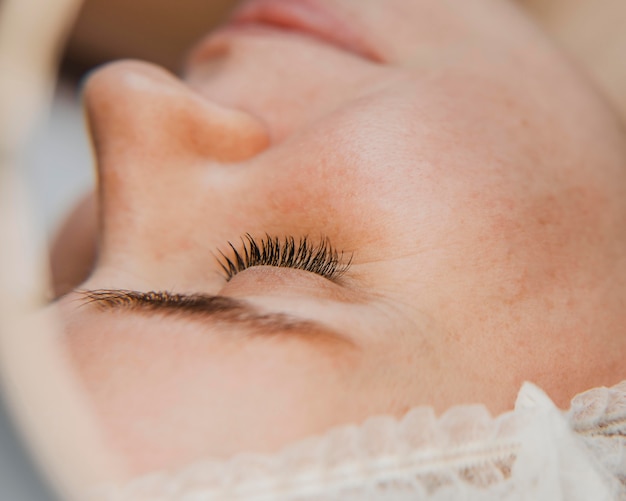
[83,59,271,164]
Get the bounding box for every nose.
[84,60,270,165]
[82,60,271,286]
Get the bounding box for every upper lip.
[227,0,383,62]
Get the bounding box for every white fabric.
[91,381,626,500]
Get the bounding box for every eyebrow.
[77,289,354,346]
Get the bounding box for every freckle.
[179,240,193,251]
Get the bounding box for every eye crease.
[216,234,352,282]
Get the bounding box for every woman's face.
[59,0,626,476]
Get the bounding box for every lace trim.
[90,381,626,500]
[567,381,626,491]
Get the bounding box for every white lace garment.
[91,381,626,500]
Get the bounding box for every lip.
[223,0,383,63]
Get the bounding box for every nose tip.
[83,60,270,164]
[82,61,271,285]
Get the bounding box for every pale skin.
[55,0,626,478]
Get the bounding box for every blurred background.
[65,0,235,75]
[2,0,626,498]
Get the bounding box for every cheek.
[243,109,433,252]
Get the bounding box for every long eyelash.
[216,234,352,282]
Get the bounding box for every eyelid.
[215,234,352,282]
[220,266,363,305]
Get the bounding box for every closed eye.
[215,234,352,282]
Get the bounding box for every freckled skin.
[56,0,626,478]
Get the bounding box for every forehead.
[59,305,365,466]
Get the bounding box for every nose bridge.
[83,61,270,283]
